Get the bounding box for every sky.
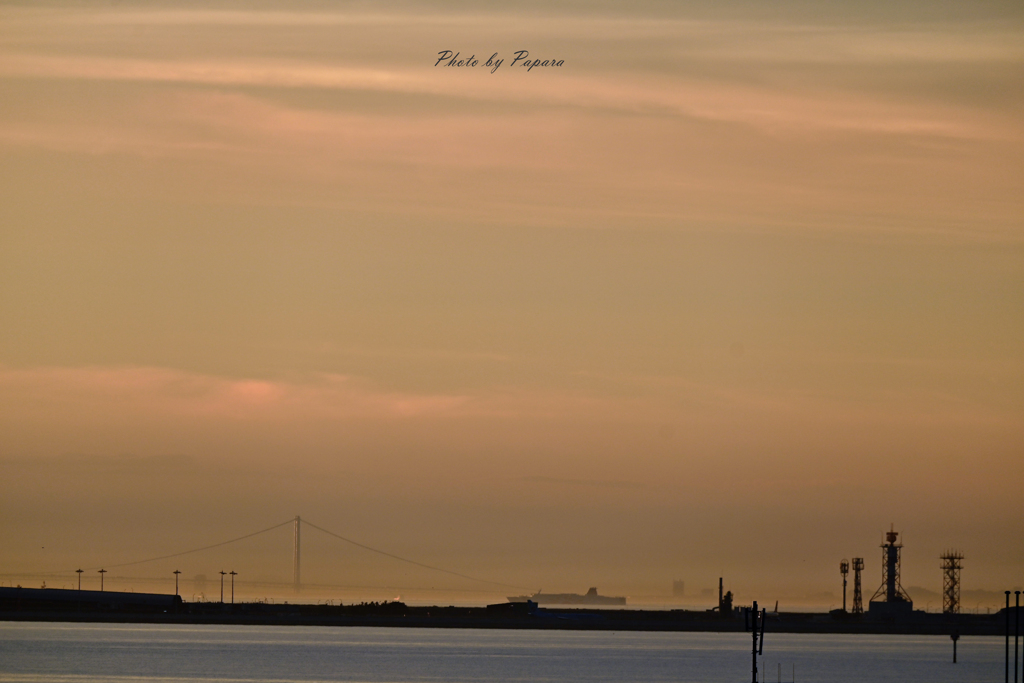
[1,0,1022,607]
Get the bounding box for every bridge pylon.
[293,515,301,594]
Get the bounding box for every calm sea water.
[0,621,1005,683]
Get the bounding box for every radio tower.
[851,557,864,614]
[870,525,912,604]
[840,560,849,612]
[940,550,963,614]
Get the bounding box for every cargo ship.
[507,587,626,606]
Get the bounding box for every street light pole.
[220,571,226,603]
[230,571,237,604]
[76,569,83,590]
[173,570,181,597]
[98,569,106,592]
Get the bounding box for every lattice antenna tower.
[940,550,963,614]
[870,525,912,603]
[851,557,864,614]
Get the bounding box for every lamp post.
[229,571,237,604]
[98,569,106,591]
[220,571,226,603]
[173,570,181,597]
[76,569,83,590]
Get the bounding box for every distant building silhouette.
[716,577,733,617]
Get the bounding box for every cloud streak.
[1,52,1014,141]
[0,365,471,422]
[1,361,1017,438]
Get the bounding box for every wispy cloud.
[5,6,1022,61]
[0,365,470,422]
[0,362,1017,434]
[1,52,1013,141]
[1,4,1019,240]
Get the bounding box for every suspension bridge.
[16,516,524,595]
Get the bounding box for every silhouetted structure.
[869,526,913,617]
[293,515,301,594]
[941,551,964,614]
[507,588,626,606]
[717,577,733,617]
[745,601,766,683]
[840,559,849,612]
[0,586,181,612]
[851,557,864,614]
[1015,592,1020,683]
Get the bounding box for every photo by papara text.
[435,51,564,73]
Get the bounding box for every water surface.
[0,622,1003,682]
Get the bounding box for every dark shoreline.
[0,603,1005,636]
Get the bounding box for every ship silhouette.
[507,587,626,606]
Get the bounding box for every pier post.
[752,600,759,683]
[1007,591,1011,683]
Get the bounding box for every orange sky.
[1,0,1022,605]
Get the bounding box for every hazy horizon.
[1,0,1021,608]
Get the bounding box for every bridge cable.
[302,518,528,591]
[76,519,295,573]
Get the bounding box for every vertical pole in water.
[1007,592,1012,683]
[752,601,759,683]
[1015,592,1020,683]
[293,516,301,595]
